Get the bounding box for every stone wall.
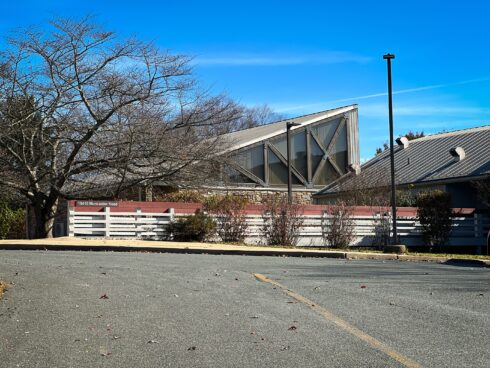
[152,185,315,205]
[202,189,314,205]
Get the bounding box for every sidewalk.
[0,237,488,266]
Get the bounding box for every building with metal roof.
[313,125,490,208]
[191,104,360,202]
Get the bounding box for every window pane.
[311,137,324,173]
[330,124,348,173]
[270,136,287,158]
[314,160,340,186]
[223,166,256,184]
[271,132,307,179]
[268,149,287,184]
[292,131,307,179]
[311,118,340,149]
[233,145,264,180]
[268,149,301,185]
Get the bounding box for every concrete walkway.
[0,237,488,266]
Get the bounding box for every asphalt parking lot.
[0,250,489,368]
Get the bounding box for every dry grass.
[406,252,490,260]
[0,281,9,299]
[224,242,489,260]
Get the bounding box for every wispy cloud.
[336,76,490,103]
[275,76,490,113]
[192,51,372,67]
[361,103,490,118]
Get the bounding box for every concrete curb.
[0,242,488,266]
[0,243,349,259]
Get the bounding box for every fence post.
[104,207,111,238]
[474,213,480,238]
[68,203,75,237]
[135,208,142,238]
[167,208,175,239]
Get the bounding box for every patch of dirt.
[0,281,9,299]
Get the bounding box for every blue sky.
[1,0,489,160]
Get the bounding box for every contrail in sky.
[276,76,490,112]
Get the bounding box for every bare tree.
[375,131,424,155]
[472,177,490,254]
[335,166,391,207]
[473,177,490,208]
[0,18,245,238]
[321,200,355,249]
[198,103,285,136]
[261,194,304,246]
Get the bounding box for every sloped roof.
[217,104,357,153]
[314,124,490,197]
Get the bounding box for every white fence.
[68,206,489,248]
[68,207,175,238]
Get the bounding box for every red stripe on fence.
[68,200,475,217]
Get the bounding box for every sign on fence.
[77,200,119,207]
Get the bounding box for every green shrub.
[203,194,249,242]
[396,188,416,207]
[0,202,25,239]
[167,209,216,242]
[416,191,452,250]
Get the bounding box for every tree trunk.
[32,200,58,239]
[486,229,490,256]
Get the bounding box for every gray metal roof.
[314,124,490,197]
[217,104,358,153]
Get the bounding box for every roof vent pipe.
[395,136,409,149]
[348,164,361,176]
[449,147,465,162]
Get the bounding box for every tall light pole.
[286,122,301,204]
[383,53,398,244]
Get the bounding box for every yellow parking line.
[254,273,421,368]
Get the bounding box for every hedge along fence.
[66,200,489,248]
[0,202,25,239]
